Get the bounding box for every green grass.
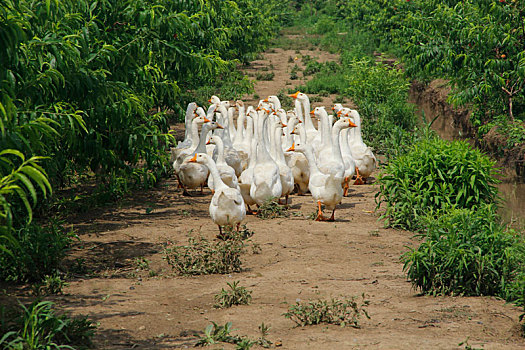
[0,301,95,349]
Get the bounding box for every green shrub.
[0,301,95,349]
[0,221,74,282]
[376,136,499,231]
[403,205,525,301]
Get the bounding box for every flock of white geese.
[170,92,376,234]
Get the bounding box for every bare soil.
[4,35,525,349]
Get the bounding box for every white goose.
[206,135,239,191]
[171,102,198,162]
[340,127,357,196]
[173,115,208,175]
[215,103,243,177]
[345,109,377,184]
[290,91,318,144]
[238,138,257,214]
[287,142,343,221]
[177,121,222,195]
[188,153,246,236]
[250,112,282,206]
[288,123,310,195]
[272,121,294,205]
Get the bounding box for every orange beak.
[203,117,211,123]
[289,91,300,99]
[332,106,336,111]
[188,154,197,163]
[348,119,357,128]
[207,98,212,103]
[290,128,296,135]
[216,123,224,129]
[310,110,315,115]
[286,143,295,152]
[281,122,287,128]
[298,120,303,123]
[206,139,212,145]
[263,98,269,102]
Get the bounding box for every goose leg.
[314,201,325,221]
[218,225,223,238]
[354,166,364,185]
[327,208,336,222]
[343,176,350,196]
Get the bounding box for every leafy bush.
[283,295,370,328]
[0,301,95,349]
[403,205,525,302]
[164,235,245,275]
[376,136,499,231]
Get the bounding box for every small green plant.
[256,323,272,348]
[333,95,346,103]
[196,322,254,348]
[458,337,484,350]
[303,60,323,76]
[164,234,245,275]
[255,72,275,81]
[134,257,150,270]
[310,95,323,103]
[253,93,260,100]
[283,295,370,327]
[0,301,95,349]
[256,198,289,219]
[214,281,252,308]
[32,274,69,296]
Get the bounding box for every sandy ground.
[4,33,524,349]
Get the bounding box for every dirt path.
[49,34,525,349]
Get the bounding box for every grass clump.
[214,281,252,308]
[0,301,95,349]
[164,234,245,275]
[283,295,370,328]
[256,198,289,219]
[376,136,499,231]
[403,205,525,303]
